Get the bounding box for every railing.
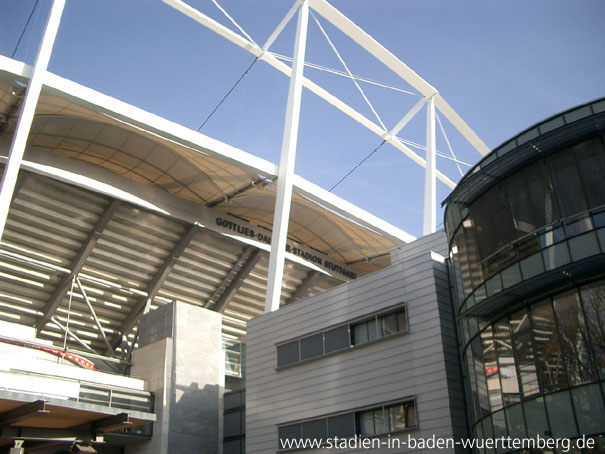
[78,383,154,414]
[223,337,245,378]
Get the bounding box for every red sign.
[485,366,499,376]
[0,338,97,370]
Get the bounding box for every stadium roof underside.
[0,56,414,365]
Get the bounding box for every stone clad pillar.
[128,301,223,454]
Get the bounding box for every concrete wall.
[246,231,467,453]
[129,302,224,454]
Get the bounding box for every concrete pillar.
[128,301,223,454]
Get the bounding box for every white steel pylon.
[264,0,309,313]
[0,0,66,242]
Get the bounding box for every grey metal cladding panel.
[246,252,456,453]
[432,257,469,442]
[390,230,448,265]
[248,265,408,344]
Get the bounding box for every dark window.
[224,411,243,438]
[566,216,593,237]
[223,391,242,411]
[380,309,407,336]
[279,424,301,445]
[574,137,605,208]
[593,211,605,228]
[324,325,351,353]
[302,418,327,439]
[549,150,587,217]
[223,439,243,454]
[277,341,299,368]
[357,410,374,436]
[300,333,324,360]
[327,413,355,439]
[482,326,503,411]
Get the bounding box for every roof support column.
[423,96,437,235]
[265,0,309,313]
[0,0,66,241]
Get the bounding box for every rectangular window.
[278,424,301,446]
[277,341,300,368]
[302,418,327,440]
[327,413,355,439]
[352,308,407,346]
[324,325,351,354]
[300,333,324,361]
[387,404,406,432]
[381,313,399,336]
[356,400,416,436]
[277,304,407,368]
[278,399,416,449]
[351,322,368,344]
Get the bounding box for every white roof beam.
[383,97,427,142]
[286,270,321,304]
[162,0,259,54]
[160,1,455,188]
[209,247,262,313]
[308,0,437,97]
[434,94,490,155]
[308,0,489,156]
[114,224,198,346]
[262,0,303,52]
[36,199,121,335]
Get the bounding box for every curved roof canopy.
[0,56,413,365]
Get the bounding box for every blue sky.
[1,0,604,237]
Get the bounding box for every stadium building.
[0,54,412,453]
[242,99,605,453]
[1,1,604,453]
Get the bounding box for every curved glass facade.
[444,99,605,451]
[447,133,605,314]
[463,281,605,443]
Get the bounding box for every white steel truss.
[0,0,490,315]
[162,0,489,311]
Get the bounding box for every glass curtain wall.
[462,281,605,444]
[447,135,605,311]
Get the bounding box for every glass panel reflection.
[523,397,549,438]
[481,327,503,411]
[504,403,526,439]
[493,319,520,406]
[530,300,568,392]
[580,281,605,380]
[545,391,577,439]
[472,336,491,417]
[571,384,605,435]
[553,291,598,385]
[513,331,540,398]
[491,410,507,453]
